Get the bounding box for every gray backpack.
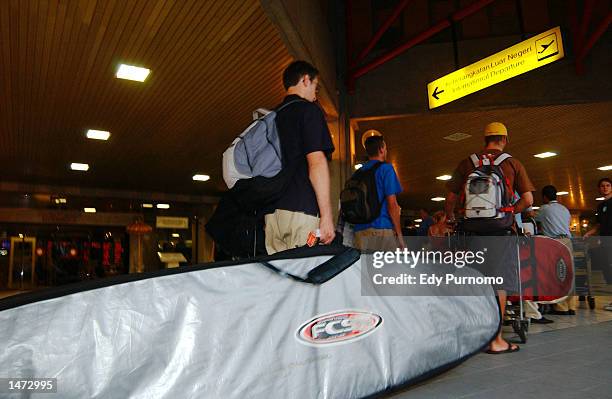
[222,100,303,189]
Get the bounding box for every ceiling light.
[531,206,540,210]
[556,191,569,196]
[598,165,612,171]
[533,152,557,158]
[414,224,420,228]
[84,208,96,213]
[70,163,89,171]
[436,175,452,181]
[192,174,210,182]
[596,197,605,201]
[582,223,588,228]
[116,64,150,82]
[354,163,363,170]
[157,203,170,209]
[86,129,110,140]
[171,233,180,238]
[431,197,445,202]
[142,203,153,208]
[414,218,423,222]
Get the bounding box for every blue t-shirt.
[353,160,403,232]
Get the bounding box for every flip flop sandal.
[485,343,520,355]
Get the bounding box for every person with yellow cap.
[445,122,535,354]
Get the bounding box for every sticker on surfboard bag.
[296,310,383,346]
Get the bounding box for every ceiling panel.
[0,0,293,195]
[355,101,612,211]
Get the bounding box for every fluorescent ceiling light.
[171,233,180,238]
[192,174,210,182]
[556,191,569,196]
[533,152,557,158]
[354,163,363,170]
[531,206,540,210]
[157,203,170,209]
[86,129,110,140]
[436,175,452,181]
[70,163,89,171]
[84,208,96,213]
[597,165,612,171]
[431,197,445,202]
[596,197,605,201]
[414,218,423,222]
[116,64,150,82]
[142,203,153,208]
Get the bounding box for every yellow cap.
[484,122,508,137]
[361,129,383,149]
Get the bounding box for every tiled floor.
[391,302,612,399]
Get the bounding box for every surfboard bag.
[0,246,499,399]
[508,235,574,303]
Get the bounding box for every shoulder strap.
[370,161,385,173]
[275,98,307,113]
[493,152,512,166]
[469,154,480,168]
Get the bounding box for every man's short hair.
[542,185,557,201]
[484,135,506,145]
[365,135,385,157]
[283,61,319,90]
[599,177,612,186]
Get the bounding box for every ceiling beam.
[0,182,219,205]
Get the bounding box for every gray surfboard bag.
[0,246,499,398]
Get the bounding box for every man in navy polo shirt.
[353,135,405,250]
[265,61,335,254]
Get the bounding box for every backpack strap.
[469,153,480,168]
[493,152,512,166]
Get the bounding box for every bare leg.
[488,290,519,352]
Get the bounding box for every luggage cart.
[505,233,529,344]
[572,239,595,309]
[449,221,529,343]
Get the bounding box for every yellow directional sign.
[427,26,564,109]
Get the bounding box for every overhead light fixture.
[192,174,210,182]
[596,197,605,201]
[582,223,588,228]
[436,175,452,181]
[70,163,89,171]
[142,203,153,208]
[598,165,612,171]
[84,208,96,213]
[533,152,557,158]
[116,64,150,82]
[531,206,540,210]
[86,129,110,141]
[556,191,569,196]
[354,163,363,170]
[431,197,445,202]
[18,233,24,239]
[171,233,180,238]
[414,224,420,228]
[157,203,170,209]
[414,218,423,223]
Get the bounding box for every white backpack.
[463,153,515,231]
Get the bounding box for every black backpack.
[340,162,384,224]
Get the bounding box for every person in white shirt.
[535,185,576,315]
